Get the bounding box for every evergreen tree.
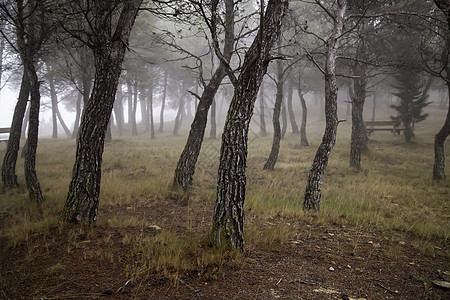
[390,72,431,142]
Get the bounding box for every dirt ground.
[1,195,449,300]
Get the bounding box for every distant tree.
[62,0,143,223]
[212,0,288,250]
[390,71,431,142]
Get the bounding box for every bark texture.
[303,0,346,211]
[349,60,368,170]
[63,0,142,223]
[212,0,288,250]
[2,72,29,187]
[433,0,450,180]
[264,47,283,170]
[173,0,234,190]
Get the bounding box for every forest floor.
[1,107,450,299]
[0,192,449,299]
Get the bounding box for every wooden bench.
[364,121,404,136]
[0,127,11,143]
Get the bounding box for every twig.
[376,282,399,295]
[116,279,131,294]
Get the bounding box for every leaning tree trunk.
[158,70,168,133]
[264,46,284,170]
[173,94,185,136]
[2,72,29,187]
[212,0,288,250]
[349,61,368,170]
[24,62,44,203]
[433,0,450,179]
[287,83,299,134]
[297,79,309,146]
[173,0,235,190]
[303,0,346,211]
[63,0,142,223]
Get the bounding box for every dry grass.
[0,104,449,281]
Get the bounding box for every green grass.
[0,105,449,280]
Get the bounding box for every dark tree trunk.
[72,92,82,138]
[212,0,288,250]
[63,0,142,223]
[303,0,346,211]
[210,98,217,139]
[24,62,44,203]
[128,81,138,136]
[173,0,235,190]
[349,61,368,170]
[259,81,267,136]
[433,0,450,178]
[2,72,29,187]
[297,76,309,146]
[105,117,112,142]
[158,70,168,133]
[287,83,299,134]
[264,47,283,170]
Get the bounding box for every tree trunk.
[2,72,29,187]
[63,0,142,223]
[210,98,217,139]
[129,81,138,136]
[281,95,287,138]
[21,103,30,139]
[173,0,235,190]
[113,85,124,136]
[72,92,82,138]
[212,0,288,250]
[24,62,44,203]
[140,86,149,132]
[149,78,155,139]
[349,61,368,170]
[259,81,267,135]
[264,45,283,170]
[287,82,299,134]
[433,0,450,179]
[303,0,346,211]
[173,89,185,136]
[50,76,58,139]
[297,76,309,146]
[158,70,168,133]
[56,107,71,138]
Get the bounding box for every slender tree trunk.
[371,91,376,121]
[210,98,216,139]
[297,76,309,146]
[24,62,44,202]
[264,45,283,170]
[149,78,155,139]
[114,86,124,136]
[259,81,267,135]
[158,70,168,133]
[2,72,29,187]
[56,108,71,138]
[49,75,58,139]
[349,61,368,170]
[173,0,235,190]
[0,37,4,103]
[281,95,287,138]
[72,92,82,138]
[129,81,138,136]
[21,103,30,139]
[287,83,299,134]
[173,91,185,136]
[140,87,149,132]
[212,0,288,250]
[303,0,346,211]
[63,0,142,223]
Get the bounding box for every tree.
[303,0,347,211]
[173,0,235,189]
[62,0,143,223]
[390,71,431,142]
[432,0,450,179]
[212,0,288,250]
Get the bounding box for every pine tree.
[390,72,431,142]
